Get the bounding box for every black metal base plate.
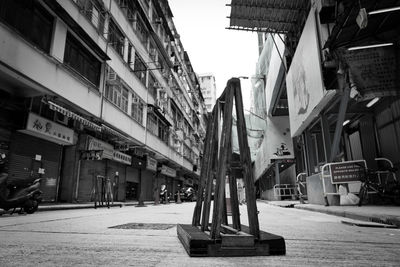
[177,224,286,257]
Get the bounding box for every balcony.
[0,24,102,117]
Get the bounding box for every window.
[0,0,53,53]
[105,84,129,113]
[74,0,105,33]
[134,53,147,85]
[148,74,157,99]
[147,112,169,144]
[127,43,133,65]
[64,32,102,87]
[147,112,158,135]
[135,15,148,45]
[108,19,124,58]
[131,94,144,125]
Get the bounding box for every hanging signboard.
[146,156,158,172]
[161,165,176,177]
[286,9,335,137]
[112,150,132,165]
[86,136,113,159]
[22,112,75,145]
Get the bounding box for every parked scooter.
[159,184,169,204]
[0,153,42,214]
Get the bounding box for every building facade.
[228,0,400,204]
[0,0,207,203]
[199,73,217,113]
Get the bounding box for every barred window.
[147,112,169,144]
[105,84,129,113]
[131,94,144,125]
[64,32,101,87]
[108,19,124,58]
[135,15,148,45]
[134,53,147,85]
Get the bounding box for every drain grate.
[109,223,176,230]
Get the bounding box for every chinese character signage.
[25,112,75,145]
[330,160,366,184]
[113,150,132,165]
[87,136,114,159]
[146,157,158,172]
[161,165,176,177]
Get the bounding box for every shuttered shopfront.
[8,132,62,202]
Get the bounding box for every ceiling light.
[348,43,393,51]
[343,120,350,126]
[366,97,380,108]
[369,6,400,15]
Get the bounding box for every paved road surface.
[0,201,399,266]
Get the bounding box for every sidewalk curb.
[37,201,156,212]
[293,204,400,228]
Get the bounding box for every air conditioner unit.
[107,69,117,81]
[154,18,162,24]
[132,97,140,104]
[153,82,161,88]
[55,113,68,126]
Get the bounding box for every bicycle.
[358,158,400,206]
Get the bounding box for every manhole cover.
[109,223,175,230]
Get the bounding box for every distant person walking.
[237,180,245,205]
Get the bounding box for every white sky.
[168,0,259,110]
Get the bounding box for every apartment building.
[199,74,217,113]
[0,0,207,203]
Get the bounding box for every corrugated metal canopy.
[227,0,310,33]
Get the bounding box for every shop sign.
[146,157,158,172]
[329,160,366,184]
[24,112,75,145]
[161,165,176,177]
[113,151,132,165]
[87,136,114,159]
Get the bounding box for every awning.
[48,101,102,132]
[325,0,400,49]
[227,0,310,34]
[101,124,138,144]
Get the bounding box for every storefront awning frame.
[227,0,311,35]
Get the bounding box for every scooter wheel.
[24,200,39,214]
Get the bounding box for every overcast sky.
[168,0,259,110]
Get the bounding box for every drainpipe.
[100,0,112,121]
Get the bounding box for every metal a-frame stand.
[177,78,286,257]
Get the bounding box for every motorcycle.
[159,184,169,204]
[174,187,196,202]
[0,153,42,214]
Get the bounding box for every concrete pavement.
[264,200,400,228]
[1,201,400,266]
[2,199,399,228]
